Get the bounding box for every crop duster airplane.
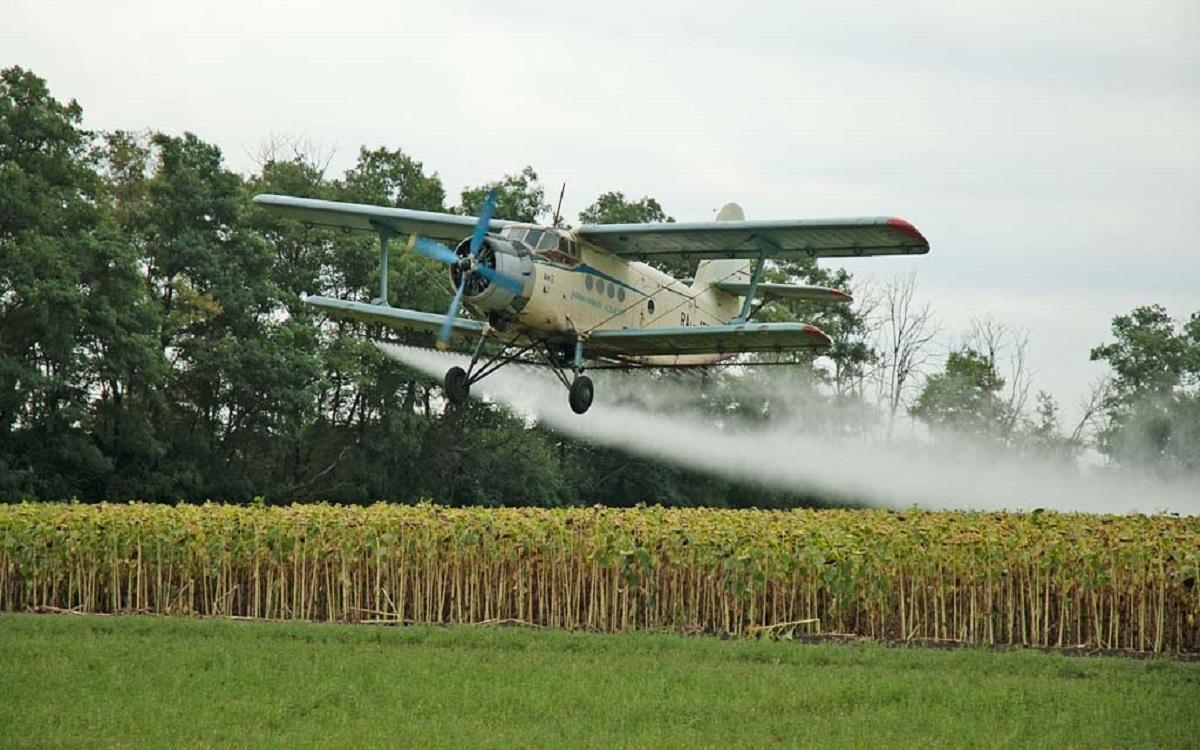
[254,190,929,414]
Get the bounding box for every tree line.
[2,66,1196,506]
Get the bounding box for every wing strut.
[732,247,769,323]
[368,220,398,306]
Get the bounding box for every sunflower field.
[2,503,1197,652]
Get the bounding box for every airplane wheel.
[444,366,470,404]
[569,375,594,415]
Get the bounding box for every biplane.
[254,191,929,414]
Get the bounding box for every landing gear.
[532,339,596,415]
[569,375,594,414]
[444,366,470,404]
[439,332,598,415]
[545,339,594,415]
[441,335,538,407]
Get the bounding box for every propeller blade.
[469,188,497,256]
[473,263,524,293]
[411,236,460,266]
[437,276,468,351]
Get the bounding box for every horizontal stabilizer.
[713,282,852,304]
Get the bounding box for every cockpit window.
[508,227,578,265]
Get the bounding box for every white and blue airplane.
[254,191,929,414]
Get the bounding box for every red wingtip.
[803,325,833,347]
[887,218,928,246]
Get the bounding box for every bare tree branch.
[963,315,1035,439]
[873,272,939,439]
[1070,377,1112,446]
[248,132,336,177]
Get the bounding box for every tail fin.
[691,202,752,291]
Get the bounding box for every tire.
[444,366,470,404]
[568,375,594,415]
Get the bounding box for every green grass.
[1,614,1197,748]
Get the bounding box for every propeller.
[470,186,496,255]
[407,189,523,350]
[440,275,468,347]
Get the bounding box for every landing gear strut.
[442,334,536,407]
[536,338,595,414]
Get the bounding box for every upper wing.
[253,194,512,242]
[577,217,928,260]
[586,322,831,358]
[304,296,483,343]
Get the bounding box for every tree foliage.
[578,191,673,225]
[1,66,108,499]
[910,348,1009,438]
[459,166,549,222]
[338,146,446,211]
[1090,305,1200,475]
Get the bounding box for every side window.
[617,288,625,302]
[607,284,615,299]
[524,229,543,248]
[585,275,593,291]
[647,299,655,315]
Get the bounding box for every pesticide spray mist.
[377,342,1199,515]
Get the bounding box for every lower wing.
[305,296,830,359]
[304,296,483,343]
[585,323,831,358]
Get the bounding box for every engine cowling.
[450,235,535,317]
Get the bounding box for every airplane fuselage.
[518,248,731,332]
[479,226,746,363]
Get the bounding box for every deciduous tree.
[459,166,548,222]
[1090,305,1200,475]
[910,348,1009,439]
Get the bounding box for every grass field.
[2,614,1198,748]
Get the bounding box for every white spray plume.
[377,342,1199,515]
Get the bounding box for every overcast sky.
[7,0,1198,417]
